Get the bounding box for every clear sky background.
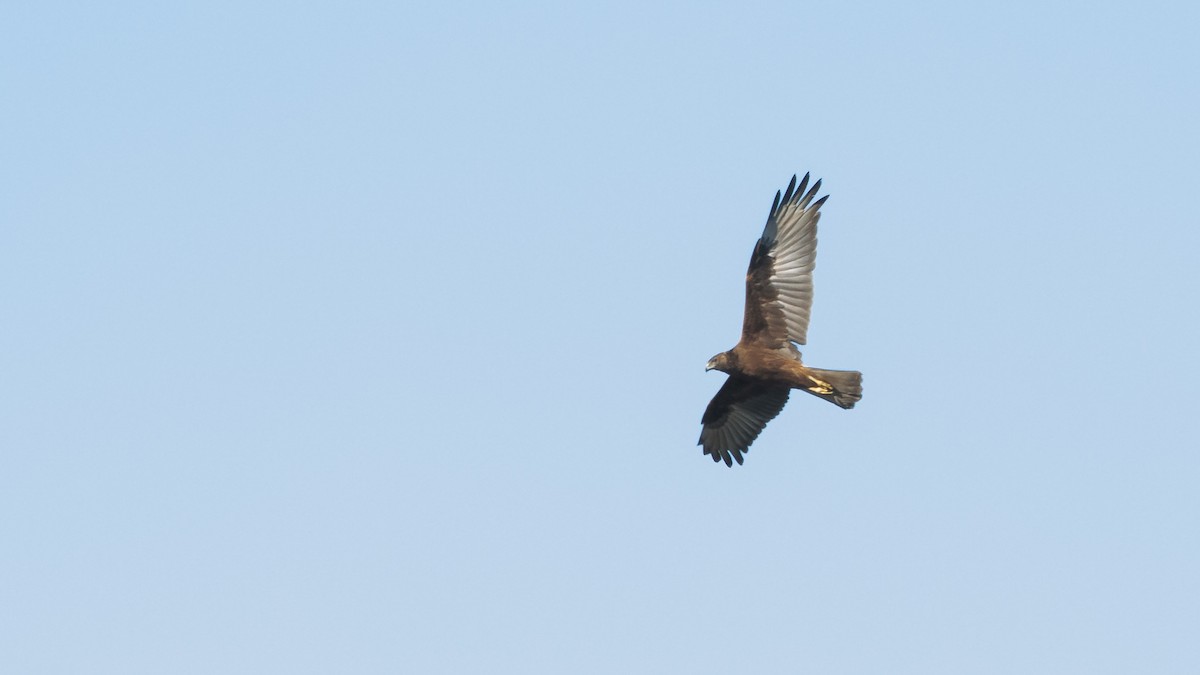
[3,2,1198,673]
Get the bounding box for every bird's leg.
[805,376,833,396]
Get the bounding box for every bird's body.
[698,173,862,466]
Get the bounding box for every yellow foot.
[806,378,833,395]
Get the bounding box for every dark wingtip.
[780,174,798,205]
[761,189,783,245]
[796,176,824,209]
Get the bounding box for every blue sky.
[3,2,1198,673]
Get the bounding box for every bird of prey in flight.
[699,173,862,466]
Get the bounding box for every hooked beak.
[705,360,715,371]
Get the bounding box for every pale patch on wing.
[761,173,827,346]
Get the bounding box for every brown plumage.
[698,173,862,466]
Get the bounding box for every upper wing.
[697,375,791,467]
[741,173,828,348]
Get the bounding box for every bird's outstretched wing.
[741,173,827,349]
[698,376,791,467]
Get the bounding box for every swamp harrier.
[699,173,862,466]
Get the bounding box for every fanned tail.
[803,368,862,409]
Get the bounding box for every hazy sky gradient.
[3,2,1198,673]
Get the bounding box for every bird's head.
[706,352,733,373]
